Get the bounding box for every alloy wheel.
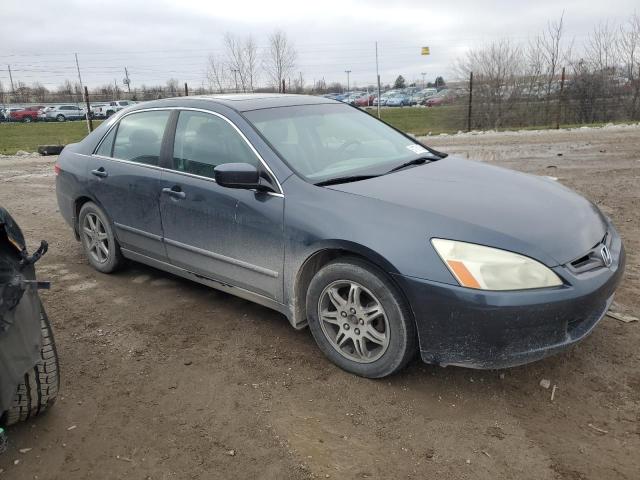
[318,280,390,363]
[82,213,110,264]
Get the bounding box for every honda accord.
[55,94,625,378]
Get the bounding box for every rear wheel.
[1,302,59,426]
[306,257,417,378]
[56,114,65,122]
[79,202,124,273]
[23,117,32,123]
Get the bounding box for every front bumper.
[393,232,626,369]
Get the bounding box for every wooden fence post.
[83,86,93,133]
[467,71,474,132]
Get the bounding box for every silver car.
[41,105,85,122]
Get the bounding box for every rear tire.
[23,117,32,123]
[79,202,124,273]
[306,257,417,378]
[1,302,60,426]
[56,114,65,122]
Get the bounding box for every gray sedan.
[54,94,625,377]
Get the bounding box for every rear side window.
[171,110,258,179]
[95,126,117,157]
[112,111,170,166]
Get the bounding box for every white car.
[39,105,85,122]
[93,100,135,119]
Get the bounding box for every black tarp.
[0,208,42,413]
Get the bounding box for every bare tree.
[166,78,180,96]
[264,30,297,92]
[31,82,47,103]
[585,21,621,120]
[207,54,230,93]
[618,12,640,119]
[244,36,259,92]
[223,33,260,92]
[455,39,523,128]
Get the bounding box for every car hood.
[328,156,607,266]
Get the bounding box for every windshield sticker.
[406,144,428,155]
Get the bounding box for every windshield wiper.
[387,157,436,173]
[315,174,381,187]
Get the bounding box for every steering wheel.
[337,140,362,155]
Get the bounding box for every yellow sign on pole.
[421,46,430,56]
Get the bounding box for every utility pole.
[421,72,426,88]
[124,67,131,94]
[74,53,84,103]
[345,70,351,92]
[184,82,189,96]
[375,42,381,118]
[7,65,15,101]
[231,69,239,93]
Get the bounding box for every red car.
[353,93,376,107]
[9,106,45,123]
[424,90,456,107]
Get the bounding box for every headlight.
[431,239,562,290]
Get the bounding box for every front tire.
[1,302,60,426]
[306,257,417,378]
[56,114,65,122]
[23,117,32,123]
[78,202,124,273]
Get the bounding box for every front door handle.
[91,167,108,178]
[162,186,186,200]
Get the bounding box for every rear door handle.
[91,167,108,178]
[162,187,186,200]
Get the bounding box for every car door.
[158,109,285,301]
[86,109,171,260]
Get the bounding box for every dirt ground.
[0,125,638,479]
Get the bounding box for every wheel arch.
[291,241,414,329]
[72,195,112,241]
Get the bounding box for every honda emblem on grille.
[600,245,613,268]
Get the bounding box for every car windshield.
[245,103,436,183]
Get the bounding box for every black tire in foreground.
[78,202,125,273]
[306,257,417,378]
[1,303,60,426]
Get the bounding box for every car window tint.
[172,111,259,179]
[112,110,170,166]
[95,126,117,157]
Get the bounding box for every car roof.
[132,93,339,113]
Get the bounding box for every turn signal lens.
[431,238,563,291]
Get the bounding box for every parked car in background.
[9,106,45,123]
[424,89,458,107]
[373,91,397,106]
[1,108,24,122]
[89,103,108,119]
[385,92,411,107]
[410,88,438,105]
[93,100,135,119]
[39,105,85,122]
[354,93,376,107]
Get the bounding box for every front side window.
[245,103,434,183]
[171,110,259,179]
[112,110,170,166]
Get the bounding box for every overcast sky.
[1,0,638,91]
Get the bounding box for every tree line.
[456,12,640,128]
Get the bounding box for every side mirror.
[214,163,260,190]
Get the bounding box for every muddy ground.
[0,125,638,479]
